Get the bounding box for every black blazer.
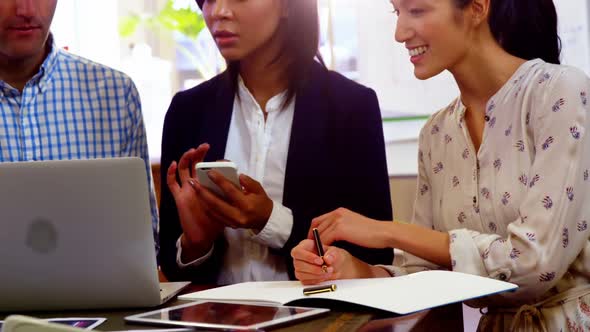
[159,62,393,283]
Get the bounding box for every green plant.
[119,0,217,78]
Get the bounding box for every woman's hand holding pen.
[291,239,388,285]
[308,208,392,249]
[167,144,224,260]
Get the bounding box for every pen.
[302,284,337,296]
[312,228,328,273]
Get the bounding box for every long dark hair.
[196,0,324,105]
[455,0,561,64]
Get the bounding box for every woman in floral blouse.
[291,0,590,330]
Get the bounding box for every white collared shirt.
[177,78,295,284]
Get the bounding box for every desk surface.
[0,285,465,332]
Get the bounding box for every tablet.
[125,301,329,331]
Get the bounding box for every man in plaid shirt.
[0,1,159,252]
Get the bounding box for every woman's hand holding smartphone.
[170,146,273,247]
[195,161,241,198]
[166,144,224,262]
[192,161,273,231]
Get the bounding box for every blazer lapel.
[202,74,235,162]
[283,64,329,207]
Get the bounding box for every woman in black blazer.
[159,0,393,283]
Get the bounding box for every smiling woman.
[291,0,590,330]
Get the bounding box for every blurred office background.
[51,0,590,222]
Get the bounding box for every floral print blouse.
[403,59,590,309]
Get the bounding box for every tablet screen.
[126,301,329,330]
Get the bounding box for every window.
[318,0,359,79]
[49,0,590,173]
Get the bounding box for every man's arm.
[123,79,160,255]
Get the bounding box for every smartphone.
[195,161,241,198]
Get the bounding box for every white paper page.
[306,271,517,314]
[179,280,304,304]
[180,271,517,315]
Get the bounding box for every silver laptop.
[0,158,189,312]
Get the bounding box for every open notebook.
[180,270,517,315]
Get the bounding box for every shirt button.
[484,115,490,122]
[473,196,477,204]
[498,273,508,281]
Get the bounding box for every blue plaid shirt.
[0,40,159,253]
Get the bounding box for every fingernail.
[190,181,200,191]
[314,258,323,265]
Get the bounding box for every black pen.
[312,228,328,273]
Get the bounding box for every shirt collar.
[33,34,60,93]
[453,58,543,124]
[237,76,288,114]
[450,97,466,124]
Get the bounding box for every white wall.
[555,0,590,74]
[52,0,121,68]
